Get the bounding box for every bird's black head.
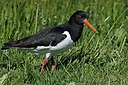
[69,10,97,33]
[69,11,88,25]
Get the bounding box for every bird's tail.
[1,41,18,50]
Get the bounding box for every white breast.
[50,31,74,51]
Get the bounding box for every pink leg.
[51,56,55,73]
[52,64,55,73]
[40,58,47,75]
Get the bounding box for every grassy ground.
[0,0,128,85]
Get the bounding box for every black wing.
[1,26,67,49]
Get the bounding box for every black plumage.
[1,11,87,50]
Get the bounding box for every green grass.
[0,0,128,85]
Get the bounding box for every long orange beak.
[84,19,97,33]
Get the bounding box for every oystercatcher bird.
[1,11,97,75]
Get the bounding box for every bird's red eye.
[78,15,83,18]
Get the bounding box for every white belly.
[32,31,74,55]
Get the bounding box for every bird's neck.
[68,22,84,42]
